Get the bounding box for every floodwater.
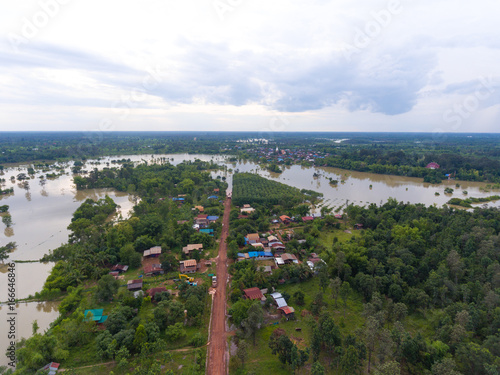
[61,153,500,209]
[0,165,135,300]
[0,301,59,367]
[0,153,497,367]
[209,158,500,210]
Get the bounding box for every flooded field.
[0,153,498,366]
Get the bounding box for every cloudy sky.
[1,0,499,132]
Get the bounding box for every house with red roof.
[243,287,264,300]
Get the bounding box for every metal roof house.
[143,246,162,257]
[127,279,143,291]
[180,259,197,273]
[182,243,203,256]
[278,306,295,319]
[243,287,264,300]
[144,264,164,276]
[110,264,129,273]
[84,309,108,324]
[40,362,60,375]
[275,297,288,308]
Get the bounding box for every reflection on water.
[0,152,498,362]
[0,301,59,367]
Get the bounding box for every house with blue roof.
[84,309,108,324]
[200,228,214,236]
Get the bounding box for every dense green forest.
[12,160,227,374]
[2,132,500,184]
[220,200,500,374]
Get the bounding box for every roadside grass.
[63,348,205,374]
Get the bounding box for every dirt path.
[206,196,231,375]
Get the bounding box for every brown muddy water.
[0,153,497,367]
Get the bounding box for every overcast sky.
[1,0,499,133]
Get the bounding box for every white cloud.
[0,0,499,131]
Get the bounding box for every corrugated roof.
[246,233,260,241]
[270,292,282,299]
[144,246,162,256]
[144,264,162,274]
[279,306,295,315]
[281,253,297,261]
[275,297,288,308]
[243,287,264,300]
[183,244,203,253]
[182,259,197,267]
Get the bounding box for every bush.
[189,333,205,347]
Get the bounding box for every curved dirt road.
[207,196,231,375]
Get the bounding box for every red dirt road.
[207,197,231,375]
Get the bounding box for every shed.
[180,259,197,273]
[278,306,295,319]
[143,246,162,258]
[270,292,282,300]
[183,243,203,255]
[144,264,164,276]
[275,297,288,308]
[84,309,108,324]
[243,287,264,300]
[110,264,129,273]
[281,253,298,264]
[127,279,143,291]
[301,216,314,222]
